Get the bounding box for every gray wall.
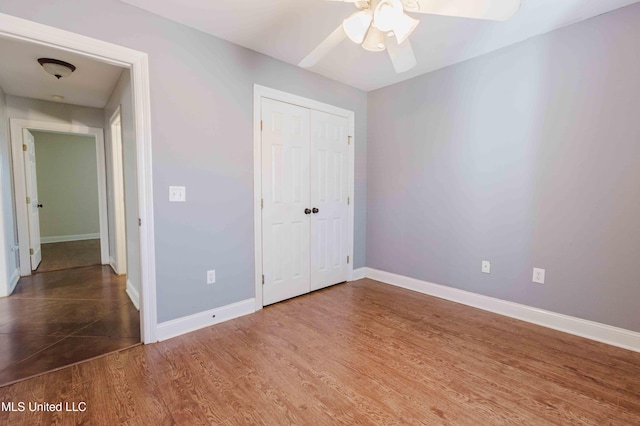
[104,69,141,295]
[0,86,19,295]
[0,0,368,322]
[5,95,105,128]
[367,4,640,332]
[32,131,100,240]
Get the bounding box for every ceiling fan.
[299,0,521,73]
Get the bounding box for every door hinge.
[347,196,350,205]
[262,274,265,285]
[348,136,352,145]
[261,198,264,209]
[26,196,30,204]
[30,248,34,255]
[22,144,27,152]
[347,256,350,264]
[260,120,263,131]
[138,218,142,226]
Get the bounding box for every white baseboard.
[126,279,140,311]
[156,298,255,342]
[41,233,100,244]
[365,267,640,353]
[351,267,366,281]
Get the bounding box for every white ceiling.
[121,0,639,91]
[0,36,124,108]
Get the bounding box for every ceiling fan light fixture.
[362,26,386,52]
[373,0,403,32]
[393,13,419,44]
[37,58,76,79]
[343,10,372,44]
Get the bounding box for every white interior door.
[310,110,349,291]
[23,129,42,270]
[261,98,311,306]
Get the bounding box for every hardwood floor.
[1,278,639,425]
[36,239,101,273]
[0,266,140,387]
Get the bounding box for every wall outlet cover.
[207,269,216,284]
[481,260,491,274]
[533,268,545,284]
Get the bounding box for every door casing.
[253,84,355,311]
[10,120,110,275]
[0,12,157,343]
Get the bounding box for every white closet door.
[262,98,311,306]
[310,110,349,291]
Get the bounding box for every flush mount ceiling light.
[300,0,521,73]
[37,58,76,79]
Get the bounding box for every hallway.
[0,265,140,386]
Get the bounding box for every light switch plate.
[169,186,186,202]
[481,260,491,274]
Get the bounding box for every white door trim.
[10,120,110,273]
[0,12,158,343]
[253,84,355,311]
[109,106,127,275]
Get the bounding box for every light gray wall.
[5,95,104,128]
[104,69,141,295]
[32,131,100,239]
[0,86,19,295]
[367,4,640,332]
[0,0,368,322]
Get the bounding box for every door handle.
[37,204,43,208]
[304,208,311,215]
[312,208,319,214]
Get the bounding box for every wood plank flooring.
[36,239,101,273]
[1,278,639,425]
[0,266,140,387]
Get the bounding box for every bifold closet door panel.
[261,98,311,306]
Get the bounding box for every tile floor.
[36,239,102,273]
[0,265,140,387]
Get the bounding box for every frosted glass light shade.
[362,26,386,52]
[393,13,419,44]
[373,0,403,32]
[37,58,76,79]
[343,10,373,44]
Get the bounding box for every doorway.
[23,129,106,273]
[0,12,157,343]
[253,85,356,308]
[10,120,110,276]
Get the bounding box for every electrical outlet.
[481,260,491,274]
[532,268,545,284]
[207,270,216,284]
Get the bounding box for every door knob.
[37,204,43,208]
[304,208,311,215]
[312,207,319,214]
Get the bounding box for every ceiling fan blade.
[403,0,521,21]
[386,38,417,73]
[299,25,347,68]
